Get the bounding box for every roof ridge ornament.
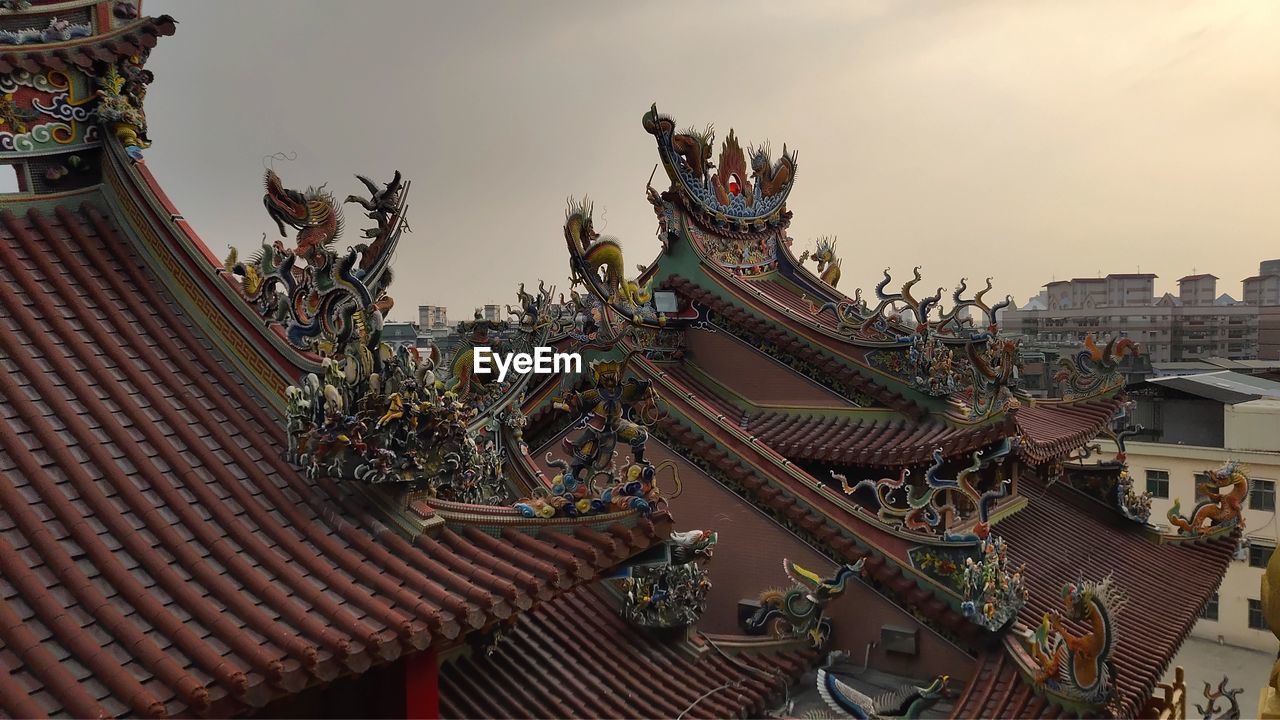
[94,52,154,160]
[227,168,405,352]
[517,351,674,519]
[644,103,796,232]
[619,529,717,628]
[816,653,950,719]
[226,170,517,504]
[798,236,842,288]
[1165,460,1249,539]
[1054,333,1141,400]
[1025,574,1124,713]
[744,558,864,648]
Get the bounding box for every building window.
[1251,543,1275,569]
[1250,599,1266,630]
[1195,473,1212,502]
[1200,592,1219,621]
[1251,480,1276,512]
[1146,470,1170,499]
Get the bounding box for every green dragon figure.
[745,558,864,648]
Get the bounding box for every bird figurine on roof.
[817,651,950,719]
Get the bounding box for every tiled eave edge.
[355,482,673,590]
[1010,398,1128,465]
[0,14,176,75]
[100,138,321,412]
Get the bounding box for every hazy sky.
[143,0,1279,322]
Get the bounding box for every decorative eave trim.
[0,15,175,73]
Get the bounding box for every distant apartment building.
[1263,305,1280,360]
[418,305,449,331]
[1006,263,1280,367]
[417,305,452,343]
[476,304,502,323]
[1105,371,1280,651]
[1244,260,1280,307]
[1178,273,1218,307]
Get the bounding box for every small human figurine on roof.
[553,355,654,477]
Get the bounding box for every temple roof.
[0,195,668,717]
[953,474,1235,718]
[439,585,815,719]
[950,651,1063,719]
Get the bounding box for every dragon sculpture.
[835,439,1014,541]
[565,197,653,311]
[964,336,1023,418]
[1055,334,1140,400]
[818,269,1010,344]
[620,530,717,628]
[798,236,842,288]
[745,558,864,648]
[816,652,950,720]
[751,140,795,200]
[441,310,510,400]
[239,169,510,502]
[655,117,712,179]
[226,169,406,354]
[643,103,796,229]
[1195,677,1242,720]
[817,268,1021,416]
[1167,461,1250,537]
[264,168,343,261]
[1028,575,1123,709]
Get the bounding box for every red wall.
[685,329,855,408]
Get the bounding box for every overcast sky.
[142,0,1279,322]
